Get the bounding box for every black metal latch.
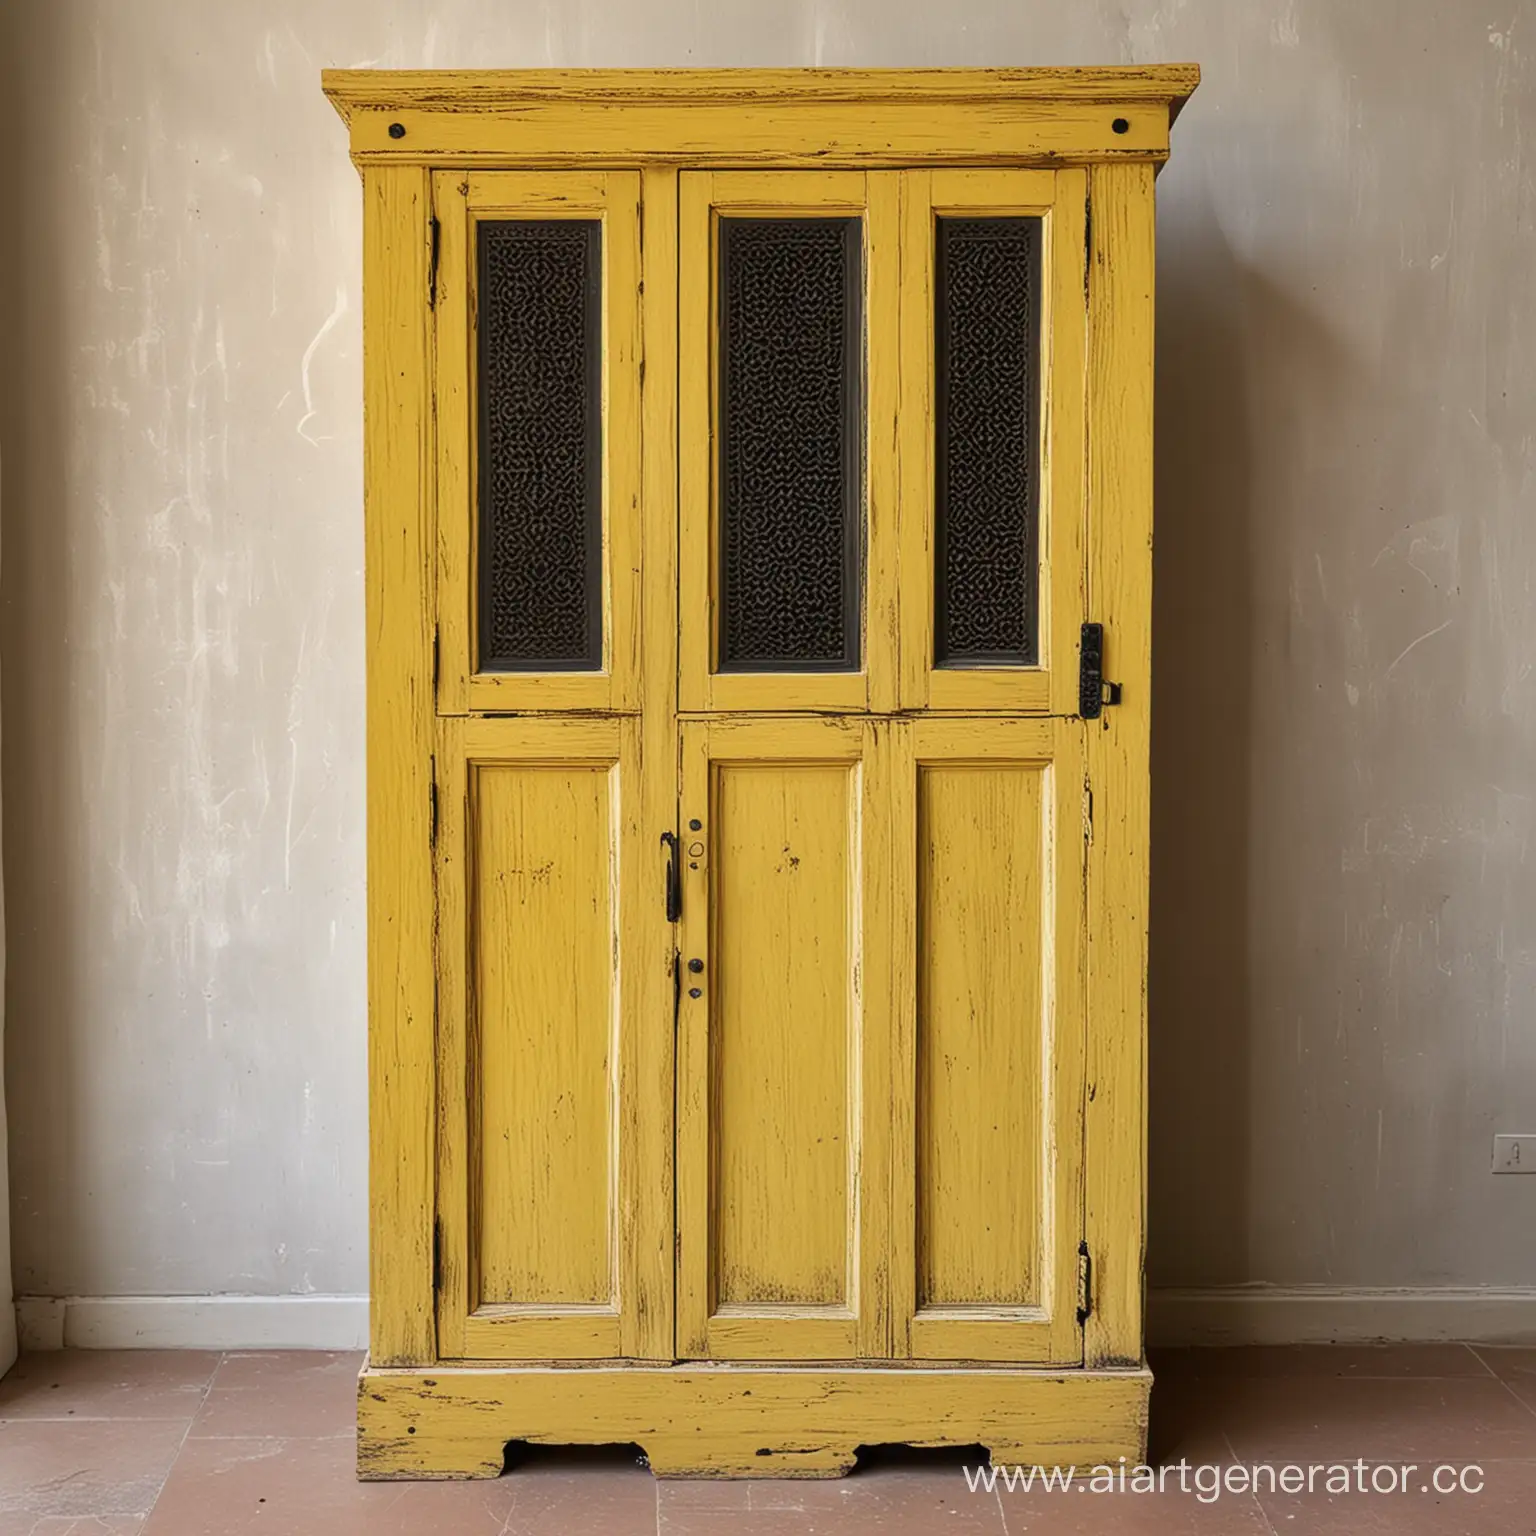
[660,832,682,922]
[1079,622,1122,719]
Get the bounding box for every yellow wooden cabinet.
[323,65,1198,1480]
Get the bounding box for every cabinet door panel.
[890,718,1087,1364]
[897,169,1087,714]
[435,171,643,714]
[436,717,666,1360]
[678,172,902,713]
[676,719,892,1360]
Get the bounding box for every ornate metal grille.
[718,217,863,671]
[934,216,1042,667]
[477,219,603,672]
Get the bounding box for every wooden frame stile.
[1082,162,1157,1371]
[361,164,438,1368]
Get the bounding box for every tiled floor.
[3,1346,1536,1533]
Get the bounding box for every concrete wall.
[1,1,1532,1339]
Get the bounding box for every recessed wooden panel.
[676,718,888,1363]
[915,763,1045,1308]
[473,760,618,1309]
[712,761,854,1309]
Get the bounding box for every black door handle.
[660,832,682,922]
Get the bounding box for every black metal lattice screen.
[934,216,1042,667]
[477,219,603,672]
[718,217,863,672]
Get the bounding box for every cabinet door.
[897,169,1087,714]
[434,171,643,715]
[889,718,1087,1364]
[434,717,669,1359]
[675,719,895,1360]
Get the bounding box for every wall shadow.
[1148,192,1256,1291]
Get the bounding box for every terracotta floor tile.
[995,1485,1271,1534]
[657,1475,754,1512]
[190,1354,360,1440]
[0,1419,187,1521]
[1153,1345,1492,1381]
[143,1439,664,1536]
[1253,1455,1536,1534]
[743,1464,1007,1531]
[141,1435,520,1536]
[496,1447,659,1535]
[1473,1348,1536,1415]
[1219,1376,1536,1463]
[25,1520,147,1535]
[0,1353,219,1422]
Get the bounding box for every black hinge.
[1077,1240,1093,1325]
[428,759,438,848]
[1079,622,1122,719]
[428,215,441,309]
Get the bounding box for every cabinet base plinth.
[356,1360,1151,1480]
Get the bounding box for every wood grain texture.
[1083,163,1156,1370]
[356,1360,1151,1479]
[361,165,437,1367]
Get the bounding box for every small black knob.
[388,122,406,139]
[688,958,704,973]
[689,818,702,831]
[1111,117,1130,134]
[688,987,702,999]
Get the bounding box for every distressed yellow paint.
[916,763,1044,1307]
[357,1362,1151,1480]
[1083,162,1158,1370]
[335,64,1194,1479]
[360,164,437,1367]
[676,719,889,1362]
[434,717,647,1362]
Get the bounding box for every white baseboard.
[16,1295,369,1352]
[13,1287,1535,1353]
[1149,1286,1536,1347]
